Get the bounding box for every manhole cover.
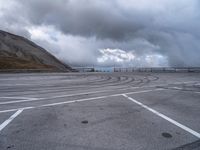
[162,132,172,138]
[81,120,88,124]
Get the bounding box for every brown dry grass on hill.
[0,57,56,69]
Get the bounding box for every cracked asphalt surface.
[0,72,200,150]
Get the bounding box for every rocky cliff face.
[0,30,72,71]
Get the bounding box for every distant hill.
[0,30,72,72]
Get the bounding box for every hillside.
[0,30,72,71]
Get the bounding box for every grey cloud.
[0,0,200,67]
[12,0,146,40]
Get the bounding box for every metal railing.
[113,67,200,73]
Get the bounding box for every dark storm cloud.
[0,0,200,67]
[18,0,145,40]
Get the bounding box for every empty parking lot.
[0,72,200,150]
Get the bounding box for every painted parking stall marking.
[122,94,200,139]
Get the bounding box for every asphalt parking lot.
[0,72,200,150]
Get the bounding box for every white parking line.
[0,86,163,105]
[180,81,200,84]
[0,97,37,100]
[122,94,200,138]
[0,107,34,113]
[0,84,31,86]
[40,95,110,107]
[0,89,163,114]
[41,89,163,107]
[1,80,194,105]
[0,80,197,103]
[171,87,183,90]
[0,109,23,132]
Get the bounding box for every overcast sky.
[0,0,200,67]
